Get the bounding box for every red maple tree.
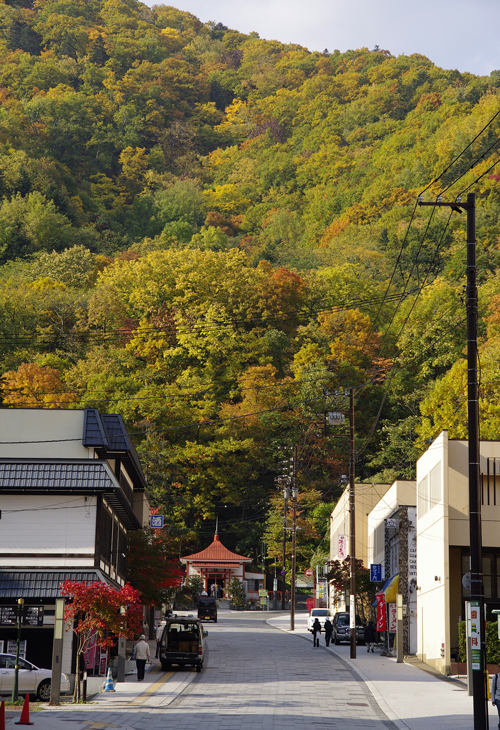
[60,580,142,701]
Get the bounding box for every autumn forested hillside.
[1,0,500,567]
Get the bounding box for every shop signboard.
[388,603,397,633]
[376,593,386,631]
[338,535,347,559]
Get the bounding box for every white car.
[0,654,70,701]
[307,608,333,631]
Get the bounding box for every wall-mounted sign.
[388,603,397,633]
[0,607,17,625]
[386,518,398,529]
[338,535,347,559]
[370,564,382,582]
[23,606,44,626]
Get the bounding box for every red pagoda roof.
[180,534,251,563]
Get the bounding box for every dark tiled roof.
[101,414,128,451]
[83,410,147,491]
[0,460,140,529]
[0,461,111,490]
[0,571,104,598]
[82,409,108,448]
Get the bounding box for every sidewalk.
[268,613,484,730]
[3,643,197,729]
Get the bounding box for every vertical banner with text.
[376,593,387,631]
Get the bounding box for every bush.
[458,621,500,664]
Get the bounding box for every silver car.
[0,654,70,700]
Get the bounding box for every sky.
[154,0,500,77]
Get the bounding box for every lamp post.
[12,597,24,703]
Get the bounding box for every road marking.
[129,671,174,705]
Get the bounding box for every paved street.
[14,613,397,730]
[4,611,491,730]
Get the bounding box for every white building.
[416,431,500,674]
[0,408,148,674]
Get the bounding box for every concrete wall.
[416,431,450,674]
[0,409,88,459]
[367,480,416,566]
[0,494,97,568]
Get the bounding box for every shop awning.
[372,573,399,605]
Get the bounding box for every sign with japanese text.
[338,535,347,559]
[370,564,382,582]
[0,606,17,625]
[23,606,43,626]
[150,515,164,529]
[99,650,108,676]
[407,507,417,583]
[388,603,397,633]
[469,600,481,670]
[376,593,386,631]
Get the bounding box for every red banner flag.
[376,593,387,631]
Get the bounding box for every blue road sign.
[370,564,382,582]
[150,515,164,529]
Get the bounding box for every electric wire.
[419,106,500,197]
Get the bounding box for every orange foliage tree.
[1,363,76,408]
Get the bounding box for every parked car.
[198,596,217,622]
[307,608,333,631]
[332,612,365,645]
[159,616,208,672]
[0,653,70,700]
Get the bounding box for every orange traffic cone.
[15,695,33,726]
[0,700,5,730]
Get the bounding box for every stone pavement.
[268,613,484,730]
[4,614,398,730]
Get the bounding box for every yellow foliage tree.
[1,363,77,408]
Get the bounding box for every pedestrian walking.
[364,620,376,652]
[135,634,150,681]
[492,670,500,728]
[311,617,321,648]
[324,618,333,647]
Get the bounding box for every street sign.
[23,606,43,626]
[370,564,382,582]
[150,515,164,528]
[304,568,313,578]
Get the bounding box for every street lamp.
[12,597,24,703]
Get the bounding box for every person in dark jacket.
[311,618,321,647]
[364,620,376,652]
[324,618,333,647]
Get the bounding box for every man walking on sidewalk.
[364,620,376,652]
[135,635,150,681]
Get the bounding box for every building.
[367,480,417,654]
[329,482,391,611]
[181,533,264,598]
[0,408,148,672]
[416,430,500,674]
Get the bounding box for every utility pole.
[349,388,356,660]
[282,485,289,611]
[419,192,486,729]
[290,446,298,631]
